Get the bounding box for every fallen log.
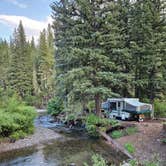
[98,130,133,159]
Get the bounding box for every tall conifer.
[8,21,33,97]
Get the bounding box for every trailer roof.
[107,98,139,102]
[107,98,152,107]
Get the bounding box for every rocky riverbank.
[0,126,62,154]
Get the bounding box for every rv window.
[110,102,116,110]
[118,102,120,107]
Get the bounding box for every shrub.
[110,126,138,139]
[142,154,161,166]
[85,114,119,137]
[129,159,139,166]
[86,114,100,125]
[109,119,120,127]
[10,132,20,141]
[10,131,27,141]
[124,143,135,154]
[0,95,36,140]
[24,95,40,107]
[111,130,124,139]
[85,114,99,137]
[126,154,161,166]
[66,113,75,122]
[125,127,138,135]
[87,100,95,112]
[154,100,166,118]
[47,97,64,117]
[84,154,108,166]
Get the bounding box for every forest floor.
[116,120,166,163]
[0,127,62,154]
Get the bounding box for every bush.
[84,154,108,166]
[0,95,36,140]
[142,154,161,166]
[85,114,119,137]
[66,113,75,122]
[47,97,64,117]
[110,127,138,139]
[10,130,27,140]
[125,127,138,135]
[124,143,135,154]
[154,100,166,118]
[128,156,161,166]
[129,159,139,166]
[85,114,99,137]
[24,95,41,107]
[111,130,124,139]
[87,100,95,112]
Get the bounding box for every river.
[0,114,127,166]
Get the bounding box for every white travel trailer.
[101,98,152,121]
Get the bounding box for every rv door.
[117,102,123,116]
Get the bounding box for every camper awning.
[124,99,152,114]
[124,99,146,107]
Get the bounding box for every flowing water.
[0,114,127,166]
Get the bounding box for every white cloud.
[0,14,53,42]
[4,0,28,9]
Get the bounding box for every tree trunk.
[135,67,140,98]
[82,99,87,113]
[95,94,101,116]
[150,100,154,119]
[149,72,155,119]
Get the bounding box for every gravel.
[0,127,62,154]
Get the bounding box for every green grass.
[125,127,138,135]
[128,158,161,166]
[124,143,135,154]
[111,130,124,139]
[111,126,138,139]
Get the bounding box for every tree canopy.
[51,0,165,116]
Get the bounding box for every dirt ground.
[116,121,166,163]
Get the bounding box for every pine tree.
[100,0,133,97]
[30,37,40,96]
[130,0,149,99]
[147,0,165,101]
[130,0,165,117]
[8,21,33,98]
[0,39,10,89]
[51,0,123,115]
[36,26,55,104]
[46,24,55,96]
[37,29,48,94]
